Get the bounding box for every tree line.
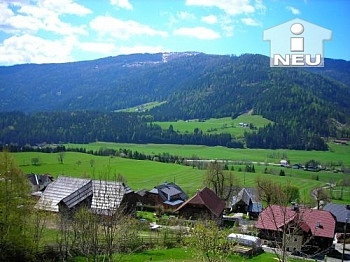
[0,111,243,148]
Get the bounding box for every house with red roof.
[175,187,225,222]
[256,204,336,254]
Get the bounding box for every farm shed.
[91,180,137,216]
[35,176,92,212]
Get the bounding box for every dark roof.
[60,180,93,209]
[256,205,336,239]
[149,182,188,203]
[323,203,350,223]
[249,202,263,213]
[27,173,53,187]
[176,187,225,218]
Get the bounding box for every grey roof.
[323,203,350,223]
[148,188,159,194]
[232,188,255,206]
[161,187,182,197]
[231,188,262,213]
[35,176,91,212]
[91,180,132,215]
[155,182,188,202]
[164,199,184,206]
[27,173,53,190]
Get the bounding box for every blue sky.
[0,0,349,65]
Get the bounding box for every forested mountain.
[0,52,349,150]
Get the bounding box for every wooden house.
[175,187,225,221]
[230,187,262,218]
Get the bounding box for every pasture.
[12,142,350,202]
[65,141,350,166]
[153,114,272,138]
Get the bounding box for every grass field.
[65,141,350,166]
[12,142,350,202]
[73,248,305,262]
[153,114,272,138]
[117,101,166,113]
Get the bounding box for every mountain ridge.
[1,52,349,149]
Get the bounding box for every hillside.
[1,52,350,150]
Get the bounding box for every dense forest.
[0,52,349,150]
[0,111,243,148]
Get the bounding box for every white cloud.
[168,11,196,26]
[38,0,92,16]
[186,0,255,15]
[201,15,218,24]
[177,11,196,20]
[173,27,220,40]
[241,17,260,26]
[118,45,169,54]
[90,16,168,40]
[110,0,133,10]
[0,1,90,35]
[286,6,300,15]
[219,15,235,37]
[0,34,75,65]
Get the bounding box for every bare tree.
[58,151,65,164]
[204,161,238,201]
[311,187,331,209]
[71,207,100,261]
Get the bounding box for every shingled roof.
[176,187,225,218]
[91,180,133,216]
[35,176,91,212]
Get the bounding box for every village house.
[137,182,187,209]
[35,176,136,216]
[230,187,262,218]
[91,180,137,216]
[175,187,225,222]
[35,176,92,212]
[322,203,350,233]
[256,204,336,254]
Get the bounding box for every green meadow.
[66,141,350,166]
[12,142,350,201]
[153,114,273,138]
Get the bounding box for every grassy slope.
[12,142,350,201]
[66,142,350,166]
[73,248,303,262]
[153,114,273,138]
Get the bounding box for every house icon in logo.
[264,18,332,67]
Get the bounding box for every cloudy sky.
[0,0,349,66]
